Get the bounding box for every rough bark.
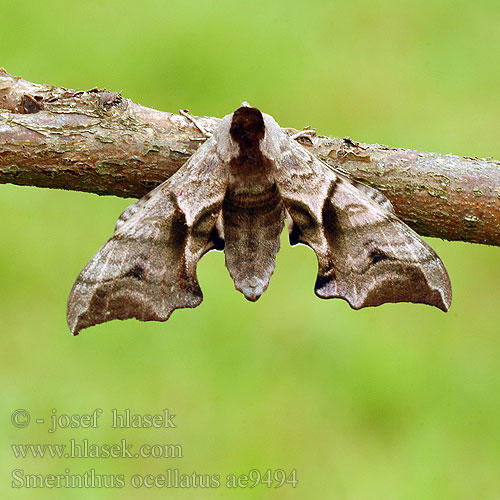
[1,70,499,246]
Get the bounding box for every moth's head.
[230,105,265,148]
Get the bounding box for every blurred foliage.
[1,0,499,498]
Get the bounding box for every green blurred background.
[1,0,499,498]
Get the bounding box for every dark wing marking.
[67,134,228,335]
[328,167,395,214]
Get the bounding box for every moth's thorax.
[230,106,265,148]
[226,105,278,209]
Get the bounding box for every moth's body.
[222,107,285,300]
[67,103,452,335]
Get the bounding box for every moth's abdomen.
[224,182,280,209]
[222,184,284,301]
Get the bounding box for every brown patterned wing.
[67,135,228,335]
[272,132,452,311]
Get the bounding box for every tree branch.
[1,70,499,246]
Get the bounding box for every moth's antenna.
[179,108,212,138]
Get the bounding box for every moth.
[67,104,452,335]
